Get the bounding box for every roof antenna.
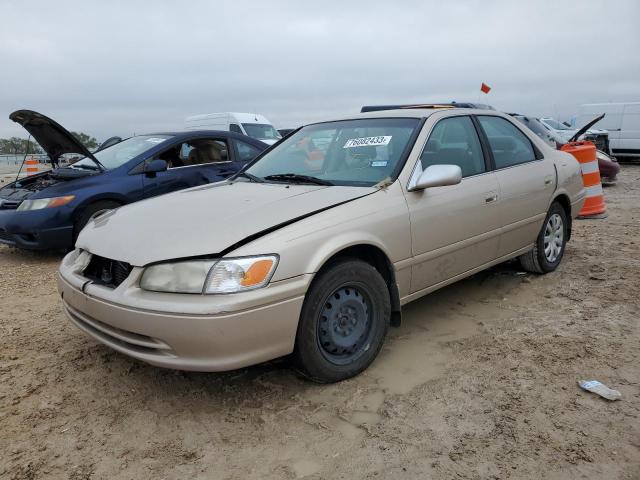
[14,134,33,186]
[254,108,258,122]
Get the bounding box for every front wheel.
[73,200,121,242]
[293,259,391,383]
[519,201,568,274]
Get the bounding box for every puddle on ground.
[346,410,382,426]
[291,458,321,478]
[306,408,364,440]
[358,389,385,412]
[367,278,488,395]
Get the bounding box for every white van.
[184,112,282,145]
[577,103,640,158]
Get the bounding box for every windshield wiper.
[235,171,263,183]
[263,173,333,186]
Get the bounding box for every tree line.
[0,132,99,155]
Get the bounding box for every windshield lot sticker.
[371,161,388,167]
[343,136,392,148]
[146,137,167,144]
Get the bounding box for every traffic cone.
[561,141,607,218]
[25,158,39,176]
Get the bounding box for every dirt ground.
[1,166,639,480]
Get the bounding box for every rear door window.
[477,116,537,169]
[420,116,486,177]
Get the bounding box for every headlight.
[17,195,75,211]
[140,255,278,294]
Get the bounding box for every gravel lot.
[1,166,639,480]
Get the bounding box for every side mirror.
[144,159,168,176]
[408,164,462,191]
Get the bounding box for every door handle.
[485,194,498,203]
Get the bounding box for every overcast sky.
[1,0,638,141]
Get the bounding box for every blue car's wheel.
[73,200,121,243]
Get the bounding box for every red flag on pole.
[480,82,491,94]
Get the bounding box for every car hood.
[77,181,376,266]
[0,168,99,205]
[9,110,103,170]
[569,113,606,142]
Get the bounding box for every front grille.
[83,255,132,288]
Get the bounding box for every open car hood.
[569,113,606,143]
[76,181,376,266]
[9,110,103,170]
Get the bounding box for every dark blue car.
[0,110,268,250]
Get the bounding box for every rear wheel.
[293,259,390,383]
[73,200,121,242]
[519,201,567,273]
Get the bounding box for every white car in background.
[184,112,282,145]
[577,102,640,159]
[540,117,606,141]
[540,117,611,154]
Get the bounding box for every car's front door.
[476,115,556,257]
[232,138,265,166]
[405,115,502,293]
[143,137,237,198]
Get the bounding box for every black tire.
[293,258,391,383]
[519,201,568,274]
[73,200,121,242]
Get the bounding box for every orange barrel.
[25,157,39,176]
[560,141,606,217]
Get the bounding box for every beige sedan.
[58,108,585,382]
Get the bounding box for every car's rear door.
[475,115,556,257]
[405,114,502,293]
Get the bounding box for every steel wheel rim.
[316,284,373,365]
[543,213,564,263]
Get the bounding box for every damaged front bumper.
[57,250,311,371]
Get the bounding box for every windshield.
[244,118,420,186]
[542,118,572,131]
[73,135,172,170]
[241,123,281,141]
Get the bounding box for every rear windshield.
[73,135,172,170]
[245,118,420,187]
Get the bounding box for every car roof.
[132,130,268,146]
[361,102,494,112]
[311,108,505,124]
